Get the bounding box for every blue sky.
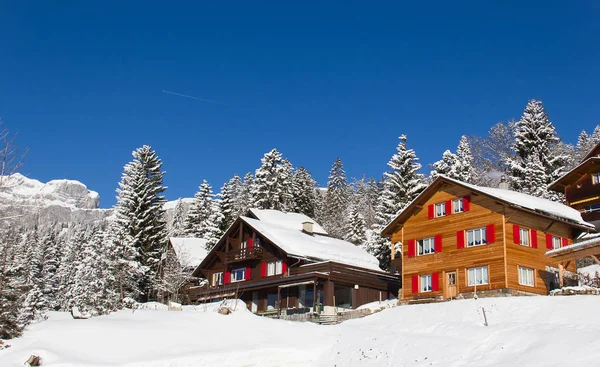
[1,2,599,208]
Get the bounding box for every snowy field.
[2,296,600,366]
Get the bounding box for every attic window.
[592,173,600,185]
[435,203,446,217]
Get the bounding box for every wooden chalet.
[546,141,600,285]
[190,209,400,315]
[381,176,595,301]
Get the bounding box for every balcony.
[224,247,264,264]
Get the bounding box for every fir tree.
[169,198,187,237]
[431,150,456,178]
[114,145,168,301]
[220,175,243,230]
[291,167,317,218]
[0,227,27,338]
[323,158,351,239]
[505,100,568,201]
[431,136,475,183]
[253,149,293,211]
[238,172,255,214]
[184,180,223,249]
[345,205,367,245]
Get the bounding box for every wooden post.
[277,287,281,318]
[591,255,600,265]
[558,263,565,288]
[482,307,488,326]
[313,281,317,311]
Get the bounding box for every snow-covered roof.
[545,235,600,257]
[240,212,381,271]
[169,237,209,268]
[383,175,594,236]
[247,209,328,235]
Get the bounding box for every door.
[445,272,457,299]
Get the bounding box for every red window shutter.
[282,261,288,275]
[246,267,251,280]
[445,200,452,215]
[531,230,538,248]
[434,235,442,253]
[546,234,553,249]
[463,196,471,211]
[562,238,569,247]
[407,239,416,257]
[513,225,520,244]
[224,271,231,285]
[427,204,434,219]
[457,230,465,249]
[486,224,496,244]
[247,238,253,250]
[411,275,419,294]
[432,273,439,291]
[261,262,267,277]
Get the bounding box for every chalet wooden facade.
[382,176,595,301]
[190,209,400,315]
[546,141,600,284]
[549,141,600,227]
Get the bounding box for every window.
[467,266,489,286]
[584,203,600,213]
[212,272,223,286]
[417,237,435,256]
[435,203,446,217]
[334,285,353,308]
[231,268,246,282]
[593,173,600,185]
[519,267,534,287]
[267,260,283,276]
[552,236,561,250]
[420,274,432,292]
[466,227,487,247]
[453,198,464,213]
[519,228,530,247]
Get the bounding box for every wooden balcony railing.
[224,247,264,264]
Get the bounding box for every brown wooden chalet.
[545,140,600,285]
[190,209,400,315]
[381,176,595,302]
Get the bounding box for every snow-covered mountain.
[0,173,109,226]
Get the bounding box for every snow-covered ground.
[2,296,600,366]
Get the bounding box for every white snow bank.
[169,237,209,267]
[356,298,398,312]
[3,297,600,366]
[248,208,328,235]
[579,264,600,277]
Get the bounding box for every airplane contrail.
[162,90,225,105]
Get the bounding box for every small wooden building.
[189,209,400,314]
[381,176,595,301]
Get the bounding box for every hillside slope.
[1,296,599,366]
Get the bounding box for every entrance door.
[445,272,457,299]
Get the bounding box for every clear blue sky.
[1,2,599,208]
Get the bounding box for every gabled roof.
[194,209,382,275]
[548,157,600,192]
[169,237,209,268]
[381,176,595,237]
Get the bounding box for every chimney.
[499,175,510,190]
[302,221,314,234]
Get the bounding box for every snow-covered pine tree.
[253,149,293,211]
[431,136,476,183]
[364,135,426,270]
[469,120,517,186]
[505,100,568,201]
[113,145,168,301]
[323,158,351,239]
[169,198,187,237]
[0,227,27,338]
[575,127,600,162]
[105,222,142,304]
[279,159,295,211]
[291,167,318,218]
[345,205,367,245]
[430,150,457,178]
[220,174,243,230]
[184,180,223,249]
[237,172,255,215]
[352,177,379,230]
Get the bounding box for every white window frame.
[552,236,561,250]
[435,202,446,218]
[267,260,283,276]
[592,173,600,185]
[518,266,535,287]
[231,268,246,282]
[453,198,464,213]
[212,272,224,286]
[466,227,487,247]
[519,228,530,247]
[420,274,432,292]
[417,237,435,256]
[467,266,489,286]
